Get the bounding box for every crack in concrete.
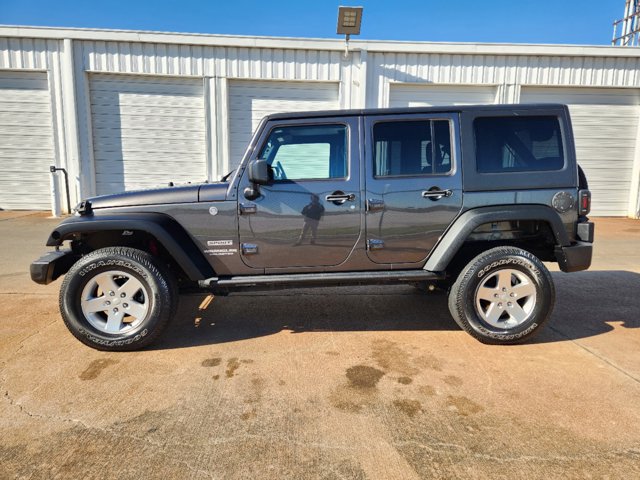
[4,387,639,476]
[0,212,44,222]
[9,319,58,359]
[2,389,216,479]
[394,439,640,463]
[0,292,57,296]
[549,325,640,386]
[2,387,99,433]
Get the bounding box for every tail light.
[578,190,591,216]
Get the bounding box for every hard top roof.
[265,103,568,121]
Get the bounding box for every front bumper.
[555,242,593,273]
[30,250,76,285]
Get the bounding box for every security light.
[337,6,363,35]
[337,6,363,57]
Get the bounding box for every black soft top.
[265,103,568,121]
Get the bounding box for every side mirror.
[248,159,270,185]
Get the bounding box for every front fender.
[46,213,214,281]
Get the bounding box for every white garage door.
[0,71,55,210]
[389,84,498,107]
[521,87,640,216]
[90,74,206,196]
[227,80,340,171]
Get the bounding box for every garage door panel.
[389,84,497,107]
[92,142,204,151]
[0,88,50,100]
[93,127,205,141]
[521,87,639,216]
[90,106,203,118]
[227,80,340,171]
[90,79,203,93]
[0,101,51,114]
[92,115,203,130]
[0,148,55,159]
[0,71,55,210]
[96,162,202,176]
[90,74,207,195]
[91,92,202,108]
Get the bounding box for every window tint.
[475,116,564,173]
[373,120,452,177]
[258,124,347,181]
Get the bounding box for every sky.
[0,0,628,45]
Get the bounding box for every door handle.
[326,192,356,205]
[422,189,453,201]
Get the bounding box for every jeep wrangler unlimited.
[31,104,594,351]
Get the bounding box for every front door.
[237,117,361,270]
[364,113,463,264]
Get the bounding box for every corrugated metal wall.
[368,52,640,107]
[78,41,346,81]
[1,29,640,216]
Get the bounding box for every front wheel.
[448,247,555,345]
[59,247,177,351]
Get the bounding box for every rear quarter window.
[475,116,565,173]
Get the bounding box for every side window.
[258,124,347,181]
[475,116,565,173]
[373,120,452,177]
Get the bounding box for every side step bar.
[200,269,443,289]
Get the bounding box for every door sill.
[200,269,443,289]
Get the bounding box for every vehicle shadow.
[152,270,640,350]
[533,270,640,344]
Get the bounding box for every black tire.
[447,247,555,345]
[59,247,178,351]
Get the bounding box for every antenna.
[613,0,640,46]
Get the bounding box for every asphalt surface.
[1,212,639,479]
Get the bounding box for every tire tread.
[59,247,178,351]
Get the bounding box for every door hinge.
[367,199,385,212]
[241,243,259,255]
[367,239,385,251]
[239,203,257,215]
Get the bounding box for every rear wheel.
[448,247,555,344]
[59,247,177,351]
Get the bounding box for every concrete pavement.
[1,213,639,479]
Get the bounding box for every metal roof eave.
[1,25,640,58]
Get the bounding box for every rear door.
[364,113,463,265]
[237,117,362,270]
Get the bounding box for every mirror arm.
[243,184,261,200]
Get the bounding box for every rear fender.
[424,205,571,272]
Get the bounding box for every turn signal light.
[578,190,591,216]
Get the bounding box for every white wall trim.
[0,67,47,72]
[215,77,230,178]
[520,83,640,90]
[357,49,368,109]
[45,67,62,216]
[629,118,640,218]
[387,81,502,87]
[60,38,82,210]
[204,77,215,181]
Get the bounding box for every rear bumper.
[555,242,593,273]
[30,250,76,285]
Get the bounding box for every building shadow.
[151,270,640,350]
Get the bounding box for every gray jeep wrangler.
[31,104,594,351]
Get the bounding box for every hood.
[86,182,229,210]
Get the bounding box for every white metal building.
[1,26,640,217]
